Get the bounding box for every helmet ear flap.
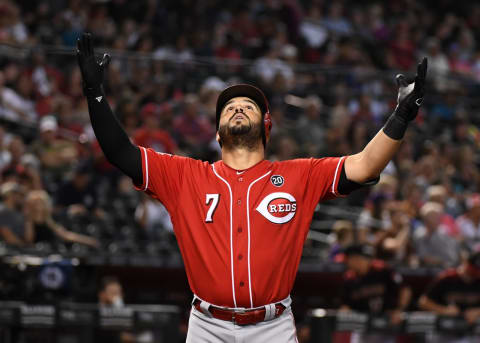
[264,111,272,135]
[263,111,272,144]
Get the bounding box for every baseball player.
[76,33,427,342]
[340,244,411,343]
[419,251,480,343]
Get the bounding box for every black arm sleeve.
[337,164,379,195]
[86,89,142,185]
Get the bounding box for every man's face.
[41,130,56,143]
[424,211,441,231]
[6,191,23,209]
[217,97,263,150]
[346,255,370,275]
[100,282,123,306]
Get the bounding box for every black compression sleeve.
[85,88,142,185]
[337,164,379,195]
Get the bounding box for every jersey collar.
[214,159,271,180]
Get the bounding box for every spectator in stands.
[323,2,352,36]
[55,161,99,215]
[411,154,442,190]
[387,22,415,70]
[114,97,140,137]
[373,201,411,264]
[2,135,41,191]
[451,144,480,193]
[97,276,153,343]
[457,194,480,253]
[24,189,99,248]
[340,244,411,342]
[173,94,212,150]
[328,220,354,262]
[271,135,299,161]
[133,103,177,154]
[0,1,28,43]
[253,48,295,87]
[54,97,85,134]
[294,95,326,156]
[135,193,173,239]
[0,181,26,246]
[30,115,77,180]
[215,33,241,60]
[426,185,460,237]
[5,72,37,124]
[419,251,480,343]
[98,276,124,308]
[97,276,136,343]
[357,175,398,240]
[299,3,328,62]
[413,202,460,268]
[424,38,451,91]
[2,135,23,177]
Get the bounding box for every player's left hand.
[393,57,428,122]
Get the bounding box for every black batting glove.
[76,33,110,97]
[393,57,428,121]
[383,57,428,140]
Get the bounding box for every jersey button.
[238,254,243,260]
[238,177,243,182]
[239,281,244,287]
[237,199,241,205]
[237,227,242,233]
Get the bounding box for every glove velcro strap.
[383,113,409,140]
[393,96,419,122]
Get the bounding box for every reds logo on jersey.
[256,192,297,224]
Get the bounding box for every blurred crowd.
[0,0,480,271]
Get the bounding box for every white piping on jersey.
[211,164,237,308]
[142,147,149,191]
[331,156,345,196]
[246,170,272,308]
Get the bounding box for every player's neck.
[221,146,265,171]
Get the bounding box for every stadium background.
[1,0,480,342]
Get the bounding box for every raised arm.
[344,58,428,183]
[76,33,142,185]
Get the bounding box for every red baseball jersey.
[135,147,346,308]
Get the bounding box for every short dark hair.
[98,276,121,292]
[343,244,375,258]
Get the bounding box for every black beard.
[218,120,262,151]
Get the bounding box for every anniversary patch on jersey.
[270,175,284,187]
[256,192,297,224]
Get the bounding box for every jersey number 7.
[205,194,220,223]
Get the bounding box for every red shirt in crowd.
[133,128,177,154]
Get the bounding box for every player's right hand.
[76,33,110,91]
